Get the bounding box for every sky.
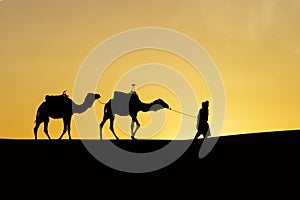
[0,0,299,139]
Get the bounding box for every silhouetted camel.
[99,91,169,140]
[34,90,101,140]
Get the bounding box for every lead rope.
[168,108,196,118]
[97,98,196,119]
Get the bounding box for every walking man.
[195,100,211,139]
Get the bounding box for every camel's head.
[86,93,101,101]
[95,93,101,99]
[150,99,169,111]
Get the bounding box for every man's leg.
[204,124,211,138]
[194,131,201,139]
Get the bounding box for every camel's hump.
[111,91,136,116]
[45,93,70,104]
[112,91,132,100]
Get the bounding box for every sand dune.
[1,130,300,192]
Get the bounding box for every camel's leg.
[58,119,67,140]
[43,118,51,140]
[67,118,72,140]
[34,120,42,140]
[109,116,119,140]
[99,113,110,140]
[131,117,140,140]
[130,120,135,137]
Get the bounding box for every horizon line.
[1,129,299,140]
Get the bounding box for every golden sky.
[0,0,299,139]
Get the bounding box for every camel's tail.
[34,109,41,124]
[103,100,111,113]
[34,102,46,124]
[34,111,40,124]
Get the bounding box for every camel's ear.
[62,90,67,95]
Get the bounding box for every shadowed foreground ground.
[1,130,300,193]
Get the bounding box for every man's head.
[202,100,209,108]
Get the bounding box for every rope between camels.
[168,108,196,118]
[97,99,107,105]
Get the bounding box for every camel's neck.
[139,101,156,112]
[72,96,95,114]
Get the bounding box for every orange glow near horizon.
[0,0,299,139]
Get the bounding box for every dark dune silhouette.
[2,130,300,170]
[34,90,100,140]
[99,91,169,140]
[1,129,300,194]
